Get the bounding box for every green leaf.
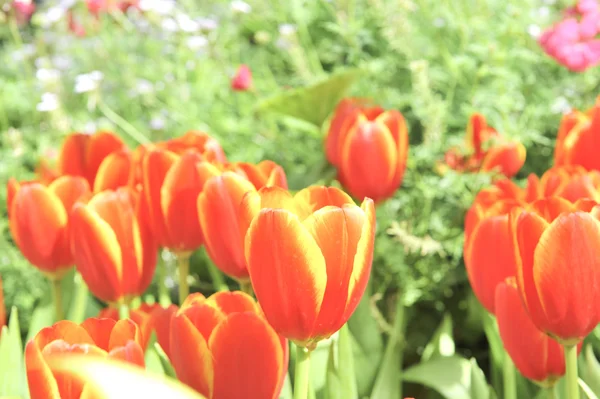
[154,342,176,379]
[308,334,334,397]
[25,302,55,343]
[579,378,599,399]
[581,345,600,396]
[66,273,89,324]
[324,324,358,399]
[469,358,492,399]
[0,307,28,398]
[422,313,455,361]
[402,356,471,399]
[255,69,364,127]
[144,333,164,376]
[482,312,504,393]
[371,296,405,399]
[347,284,383,396]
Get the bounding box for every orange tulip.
[57,131,128,189]
[148,304,178,359]
[525,166,600,202]
[464,183,524,314]
[26,318,145,399]
[554,98,600,171]
[0,276,5,327]
[496,278,575,385]
[169,291,288,399]
[7,176,91,279]
[242,186,375,347]
[511,197,600,344]
[198,162,287,281]
[70,187,157,305]
[325,99,408,202]
[480,140,527,178]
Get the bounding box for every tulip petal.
[481,142,526,178]
[34,321,95,349]
[534,213,600,340]
[170,314,214,398]
[71,204,123,303]
[245,209,327,342]
[530,197,575,222]
[179,302,225,342]
[198,173,255,279]
[108,341,145,367]
[239,188,299,240]
[58,134,89,180]
[209,312,284,399]
[86,131,127,184]
[303,205,365,337]
[108,319,141,350]
[150,305,178,359]
[94,151,131,193]
[161,152,205,252]
[295,186,354,215]
[48,176,91,214]
[26,341,61,399]
[205,291,258,315]
[81,318,118,351]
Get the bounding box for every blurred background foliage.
[1,0,600,396]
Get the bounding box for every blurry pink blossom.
[12,0,35,25]
[231,64,253,91]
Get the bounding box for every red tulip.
[159,131,227,163]
[198,162,287,280]
[26,318,144,399]
[241,186,375,347]
[496,278,576,384]
[325,99,408,202]
[8,176,91,279]
[464,186,524,314]
[169,291,288,399]
[511,197,600,344]
[231,65,252,91]
[526,165,600,202]
[57,131,128,190]
[148,304,178,359]
[70,187,157,304]
[554,99,600,171]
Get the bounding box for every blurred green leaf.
[66,273,89,324]
[0,307,28,398]
[403,356,473,399]
[255,68,363,126]
[581,345,600,396]
[324,324,358,399]
[469,358,494,399]
[25,302,54,343]
[579,378,599,399]
[154,342,176,379]
[144,333,164,376]
[422,313,454,361]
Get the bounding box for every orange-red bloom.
[555,100,600,171]
[197,161,288,281]
[70,187,157,305]
[158,131,226,164]
[26,318,144,399]
[56,131,129,191]
[496,278,575,385]
[464,181,524,314]
[7,176,91,279]
[169,291,288,399]
[511,197,600,344]
[443,114,526,178]
[325,98,408,202]
[242,186,375,347]
[525,165,600,202]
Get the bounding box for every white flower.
[12,44,36,62]
[52,55,73,70]
[135,79,154,95]
[537,6,550,18]
[176,13,199,32]
[161,18,179,32]
[150,116,166,130]
[527,24,541,38]
[138,0,175,14]
[231,0,251,14]
[278,24,296,36]
[75,71,104,93]
[197,17,218,31]
[83,121,98,134]
[186,35,208,51]
[36,93,59,112]
[551,97,571,114]
[36,68,60,83]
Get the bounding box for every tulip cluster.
[465,96,600,398]
[442,113,526,178]
[7,117,377,399]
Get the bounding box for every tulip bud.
[231,65,252,91]
[511,197,600,345]
[326,99,408,202]
[169,291,288,398]
[242,186,375,348]
[26,318,144,399]
[70,187,157,305]
[554,99,600,171]
[8,176,91,279]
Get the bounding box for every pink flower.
[231,65,253,91]
[12,1,35,25]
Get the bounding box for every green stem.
[157,255,171,306]
[66,273,88,323]
[503,353,516,399]
[97,99,150,145]
[118,303,130,320]
[293,345,312,399]
[207,262,228,292]
[177,253,191,304]
[564,344,579,399]
[547,386,556,399]
[239,280,254,296]
[50,278,64,322]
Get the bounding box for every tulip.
[169,291,288,399]
[98,305,151,350]
[464,189,523,314]
[554,100,600,171]
[8,176,91,279]
[242,185,375,346]
[231,65,252,91]
[159,131,227,163]
[148,304,178,359]
[56,131,128,189]
[12,0,35,25]
[526,166,600,202]
[496,278,573,386]
[26,318,144,399]
[198,161,287,283]
[511,197,600,343]
[325,100,408,202]
[70,187,157,306]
